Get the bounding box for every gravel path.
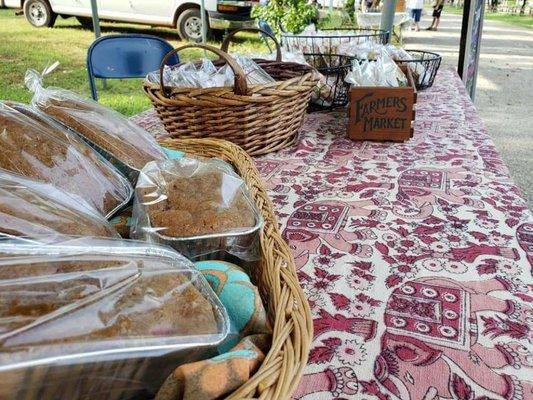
[403,11,533,209]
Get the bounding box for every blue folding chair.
[87,34,179,101]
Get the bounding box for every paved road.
[403,11,533,209]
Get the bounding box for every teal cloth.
[162,148,185,159]
[155,262,270,400]
[210,349,258,362]
[195,260,264,353]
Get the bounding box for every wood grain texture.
[347,65,417,142]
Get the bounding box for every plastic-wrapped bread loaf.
[131,157,262,261]
[0,170,119,239]
[0,237,229,400]
[133,158,256,238]
[0,264,219,338]
[25,69,168,172]
[0,102,132,218]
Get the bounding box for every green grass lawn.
[0,9,268,116]
[446,5,533,29]
[485,12,533,29]
[444,5,468,15]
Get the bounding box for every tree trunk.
[520,0,526,15]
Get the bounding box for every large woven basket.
[143,44,319,156]
[159,137,312,399]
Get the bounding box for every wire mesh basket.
[394,50,442,90]
[304,53,356,110]
[282,28,389,55]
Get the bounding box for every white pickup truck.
[2,0,256,41]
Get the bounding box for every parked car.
[3,0,256,41]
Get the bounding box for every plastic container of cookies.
[0,170,119,240]
[0,102,133,218]
[0,237,229,400]
[25,69,169,185]
[131,157,263,262]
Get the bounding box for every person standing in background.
[364,0,376,11]
[426,0,444,30]
[407,0,424,31]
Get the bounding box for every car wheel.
[76,16,94,30]
[24,0,57,28]
[177,8,208,42]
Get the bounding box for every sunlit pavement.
[404,11,533,209]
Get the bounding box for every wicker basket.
[159,137,312,399]
[143,44,319,157]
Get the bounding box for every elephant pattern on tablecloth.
[374,276,532,400]
[283,200,383,269]
[292,276,532,400]
[324,139,388,166]
[394,167,484,220]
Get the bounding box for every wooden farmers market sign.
[347,66,416,142]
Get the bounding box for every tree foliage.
[251,0,317,34]
[344,0,356,20]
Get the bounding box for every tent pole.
[380,0,397,43]
[89,0,106,89]
[200,0,207,43]
[89,0,101,38]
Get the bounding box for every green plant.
[316,10,357,29]
[344,0,356,21]
[251,0,317,34]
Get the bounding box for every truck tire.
[24,0,57,28]
[176,8,208,42]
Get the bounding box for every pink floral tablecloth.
[132,67,532,400]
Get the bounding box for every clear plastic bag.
[340,44,423,87]
[146,56,274,88]
[385,44,411,60]
[148,63,204,88]
[0,236,229,400]
[338,42,411,63]
[25,67,168,175]
[223,55,275,85]
[338,41,384,59]
[345,50,408,87]
[311,74,337,107]
[0,102,132,218]
[380,51,408,87]
[396,50,429,86]
[346,59,370,86]
[0,170,119,240]
[247,48,310,66]
[131,157,262,261]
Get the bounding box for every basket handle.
[159,43,248,96]
[220,28,282,62]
